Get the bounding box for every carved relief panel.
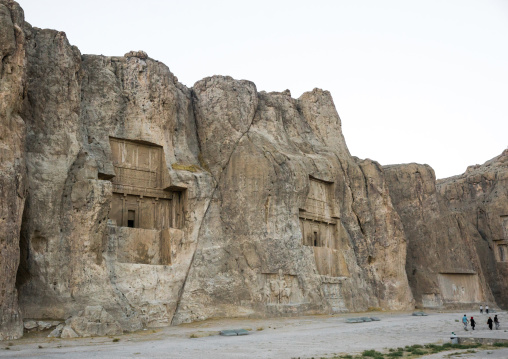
[110,138,162,189]
[259,270,304,305]
[438,273,483,303]
[303,178,336,221]
[321,276,347,313]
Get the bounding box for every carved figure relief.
[139,303,171,327]
[260,270,302,305]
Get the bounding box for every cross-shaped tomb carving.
[108,137,185,230]
[299,177,339,249]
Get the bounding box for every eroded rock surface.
[62,306,122,338]
[0,0,506,340]
[437,150,508,308]
[384,163,495,309]
[0,0,26,341]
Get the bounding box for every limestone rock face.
[384,163,495,309]
[0,0,26,341]
[172,84,413,324]
[437,150,508,308]
[1,1,415,337]
[3,0,505,340]
[16,18,208,333]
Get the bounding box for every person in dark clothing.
[470,317,476,330]
[487,317,493,330]
[494,315,500,330]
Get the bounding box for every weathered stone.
[37,321,53,330]
[0,1,415,335]
[60,326,79,339]
[0,0,507,341]
[0,0,26,341]
[437,150,508,308]
[384,163,494,309]
[124,50,148,59]
[47,325,63,338]
[66,306,123,337]
[23,320,37,330]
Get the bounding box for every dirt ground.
[1,310,507,358]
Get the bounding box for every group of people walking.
[462,311,500,331]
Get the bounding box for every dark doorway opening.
[128,210,135,228]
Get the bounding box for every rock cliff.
[0,0,505,340]
[384,164,496,309]
[0,0,26,340]
[437,150,508,308]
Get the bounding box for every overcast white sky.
[18,0,508,179]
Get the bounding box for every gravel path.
[1,311,507,358]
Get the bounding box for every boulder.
[37,321,53,330]
[60,326,79,339]
[23,320,37,330]
[66,306,123,337]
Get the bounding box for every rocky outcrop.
[384,164,495,308]
[61,306,122,338]
[0,0,505,340]
[0,2,413,332]
[437,150,508,308]
[172,85,412,324]
[0,0,26,340]
[16,21,208,333]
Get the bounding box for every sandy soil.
[1,311,507,358]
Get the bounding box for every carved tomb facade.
[299,177,349,277]
[108,138,185,265]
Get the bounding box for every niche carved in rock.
[299,177,348,277]
[108,137,185,230]
[437,272,483,303]
[107,138,186,265]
